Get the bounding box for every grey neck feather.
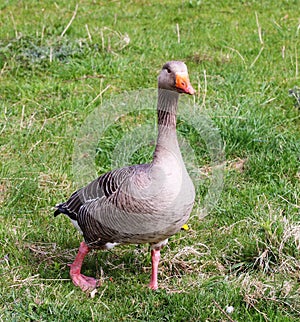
[153,89,181,161]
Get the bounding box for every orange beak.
[175,73,195,95]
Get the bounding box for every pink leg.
[148,248,160,290]
[69,241,99,292]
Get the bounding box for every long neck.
[153,89,181,161]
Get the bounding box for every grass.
[0,0,300,321]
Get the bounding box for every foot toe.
[148,283,158,290]
[71,274,99,292]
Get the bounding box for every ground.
[0,1,299,321]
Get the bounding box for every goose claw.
[148,282,158,290]
[71,273,100,292]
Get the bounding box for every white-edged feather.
[71,219,83,235]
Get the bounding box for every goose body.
[54,61,196,291]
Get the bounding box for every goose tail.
[54,203,76,220]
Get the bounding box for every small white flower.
[225,306,234,314]
[123,33,131,46]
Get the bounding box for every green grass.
[1,0,300,321]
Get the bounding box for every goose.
[54,61,196,291]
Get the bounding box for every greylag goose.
[54,61,196,291]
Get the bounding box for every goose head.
[158,61,195,95]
